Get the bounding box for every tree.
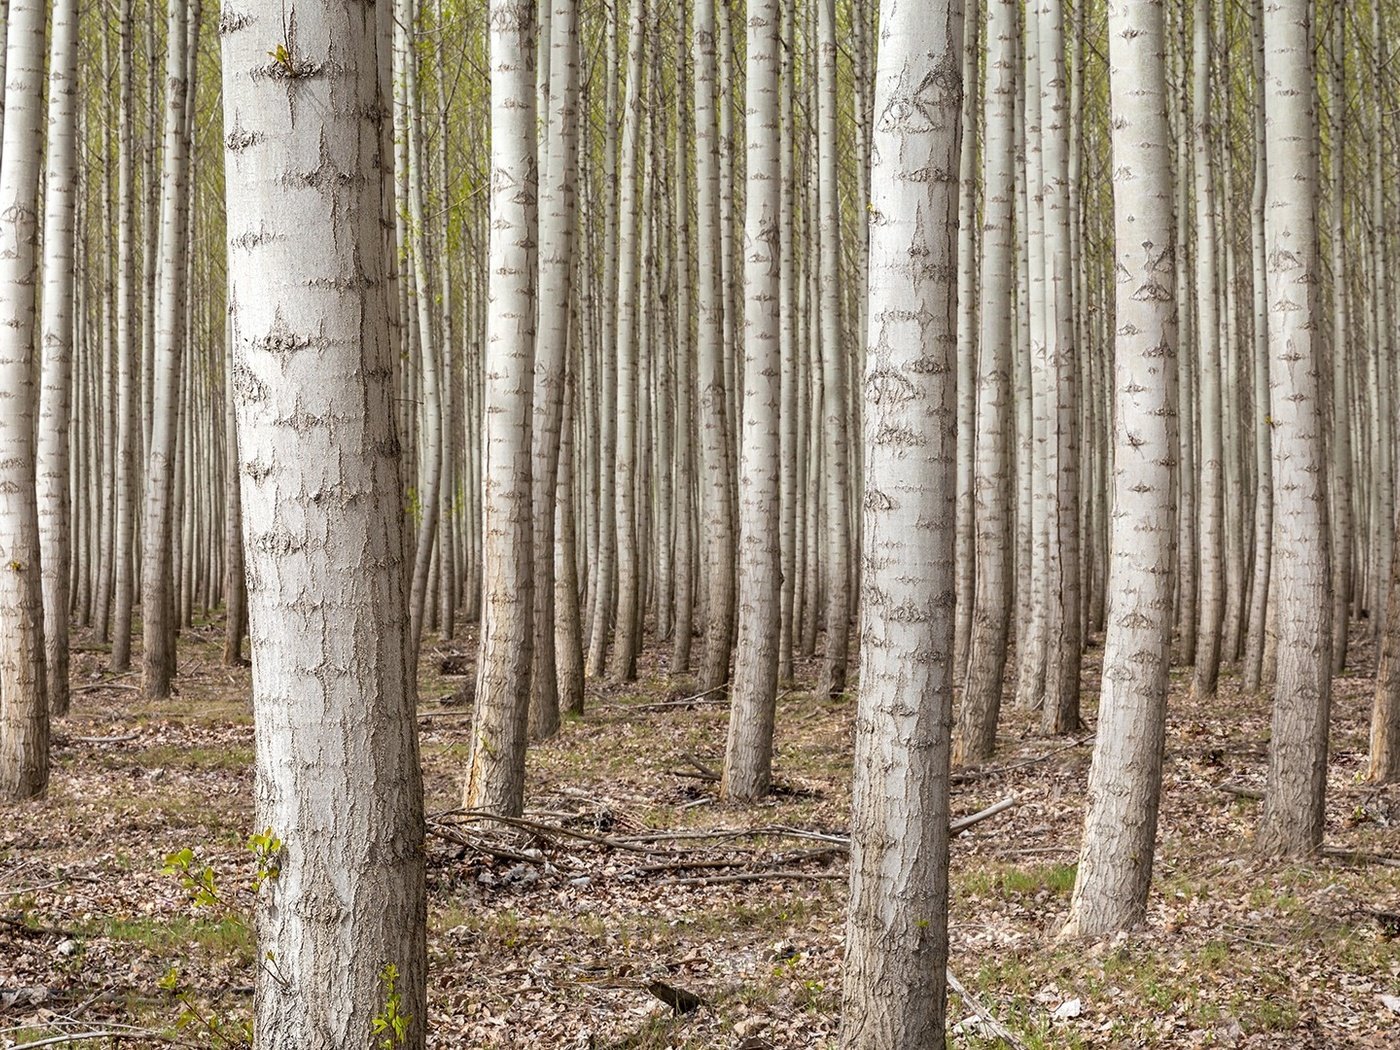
[607,0,646,683]
[219,0,427,1041]
[140,0,194,702]
[1063,0,1177,937]
[693,0,735,697]
[465,0,537,817]
[529,0,580,739]
[1191,0,1224,700]
[722,0,782,802]
[36,0,79,718]
[107,0,138,670]
[839,0,963,1043]
[814,0,850,702]
[1256,0,1331,859]
[954,0,1016,767]
[0,0,48,802]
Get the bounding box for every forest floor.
[2,621,1399,1049]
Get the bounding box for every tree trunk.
[839,4,962,1044]
[955,0,1016,767]
[0,0,48,801]
[139,0,193,702]
[722,0,782,803]
[108,0,138,671]
[694,0,735,696]
[1063,0,1177,937]
[219,3,427,1042]
[36,0,77,718]
[607,0,647,683]
[815,0,850,700]
[1191,0,1224,700]
[466,0,537,818]
[1256,0,1331,860]
[529,0,580,737]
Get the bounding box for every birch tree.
[839,0,963,1041]
[219,0,427,1041]
[1064,0,1177,936]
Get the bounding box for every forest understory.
[2,621,1397,1050]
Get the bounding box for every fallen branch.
[1323,847,1400,870]
[9,1031,174,1050]
[427,823,548,866]
[951,794,1020,838]
[946,969,1027,1050]
[661,870,846,886]
[444,810,672,856]
[0,914,82,940]
[60,732,141,745]
[69,682,140,695]
[951,738,1090,784]
[1217,782,1264,801]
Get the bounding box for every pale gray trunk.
[36,0,78,718]
[722,0,782,802]
[1064,0,1177,937]
[1191,0,1224,699]
[815,0,850,700]
[220,2,427,1041]
[694,0,736,694]
[955,0,1016,767]
[529,0,580,736]
[0,0,48,801]
[839,2,962,1043]
[139,0,193,702]
[1256,0,1331,859]
[466,0,537,818]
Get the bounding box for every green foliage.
[247,827,283,892]
[372,962,412,1048]
[163,847,221,909]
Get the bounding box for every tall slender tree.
[722,0,782,802]
[1256,0,1331,859]
[0,0,48,801]
[36,0,79,719]
[140,0,194,702]
[839,0,963,1042]
[1064,0,1177,936]
[466,0,538,817]
[219,0,427,1040]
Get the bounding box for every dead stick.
[662,870,846,886]
[951,794,1020,837]
[946,969,1028,1050]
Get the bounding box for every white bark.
[722,0,782,802]
[139,0,194,702]
[467,0,537,817]
[956,0,1016,766]
[219,1,426,1041]
[815,0,850,700]
[1256,0,1331,859]
[1064,0,1177,937]
[529,0,580,736]
[36,0,78,718]
[0,0,47,801]
[694,0,736,695]
[839,3,962,1043]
